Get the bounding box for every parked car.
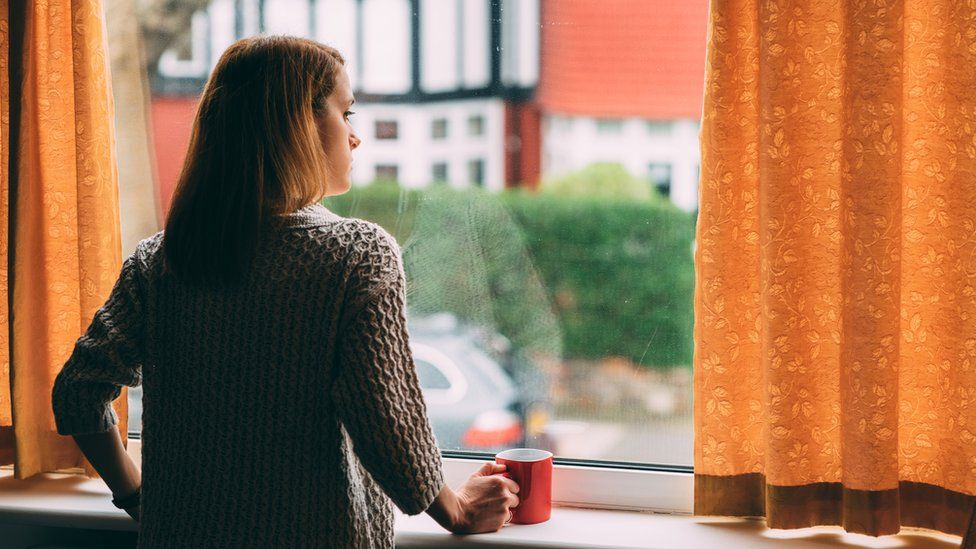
[408,313,553,453]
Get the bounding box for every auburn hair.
[163,36,345,286]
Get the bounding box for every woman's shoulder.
[280,204,400,258]
[131,231,166,272]
[330,217,400,256]
[318,217,403,287]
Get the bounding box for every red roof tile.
[537,0,708,119]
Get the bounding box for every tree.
[136,0,213,73]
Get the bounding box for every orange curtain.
[0,0,125,479]
[696,0,976,537]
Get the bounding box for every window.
[646,120,671,136]
[467,114,485,137]
[375,164,399,182]
[431,162,449,184]
[597,118,624,134]
[467,158,485,187]
[375,120,399,140]
[115,0,702,509]
[649,163,672,198]
[431,118,448,139]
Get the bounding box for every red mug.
[495,448,553,525]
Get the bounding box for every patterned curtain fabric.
[696,0,976,537]
[0,0,124,479]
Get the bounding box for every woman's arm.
[71,429,141,520]
[51,248,148,521]
[331,229,446,514]
[425,483,463,531]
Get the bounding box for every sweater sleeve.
[331,228,446,515]
[51,250,145,436]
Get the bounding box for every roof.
[537,0,708,119]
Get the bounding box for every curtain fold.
[0,0,125,479]
[696,0,976,537]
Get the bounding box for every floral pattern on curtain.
[696,0,976,537]
[0,0,124,479]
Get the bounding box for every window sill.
[0,471,960,549]
[0,444,962,549]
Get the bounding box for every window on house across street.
[596,118,624,134]
[467,159,485,187]
[432,162,449,184]
[375,120,399,140]
[432,118,448,140]
[375,164,399,182]
[646,120,671,136]
[467,115,485,137]
[649,163,672,198]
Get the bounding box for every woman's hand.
[122,504,141,522]
[450,462,520,534]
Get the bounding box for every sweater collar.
[274,202,343,228]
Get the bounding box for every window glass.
[431,118,448,139]
[467,158,485,187]
[467,114,485,137]
[116,0,705,469]
[375,120,399,140]
[649,163,672,198]
[647,120,671,136]
[375,164,399,182]
[431,162,449,184]
[596,118,623,134]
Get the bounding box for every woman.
[51,35,519,548]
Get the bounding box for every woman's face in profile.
[317,68,361,197]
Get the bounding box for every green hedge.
[325,183,694,368]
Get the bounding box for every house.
[151,0,539,214]
[150,0,705,213]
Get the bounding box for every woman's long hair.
[163,36,345,286]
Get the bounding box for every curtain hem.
[695,473,974,537]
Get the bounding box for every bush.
[541,162,665,204]
[325,182,694,368]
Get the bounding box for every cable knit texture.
[51,203,445,548]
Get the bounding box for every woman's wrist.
[111,485,141,510]
[426,484,465,533]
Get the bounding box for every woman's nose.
[350,134,361,150]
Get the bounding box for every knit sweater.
[51,203,446,548]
